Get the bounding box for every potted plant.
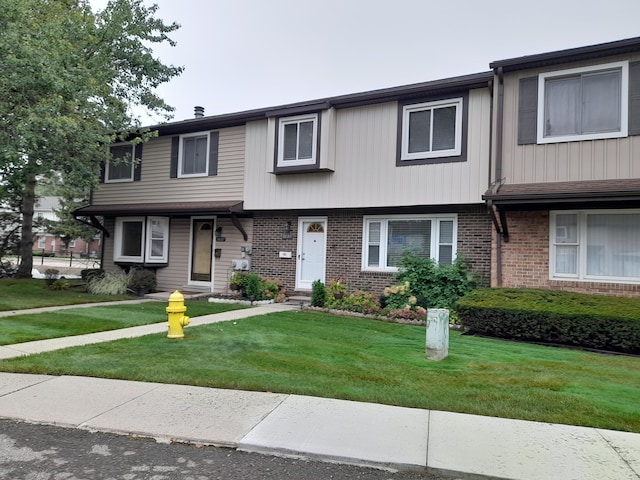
[128,268,157,296]
[229,271,245,292]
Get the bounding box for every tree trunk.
[15,174,36,278]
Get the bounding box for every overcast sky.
[91,0,640,124]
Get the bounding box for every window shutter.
[208,131,219,176]
[629,61,640,136]
[518,76,538,145]
[133,143,143,181]
[99,162,105,183]
[170,136,179,178]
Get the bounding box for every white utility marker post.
[426,308,449,360]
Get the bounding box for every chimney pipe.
[194,106,205,118]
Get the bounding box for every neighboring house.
[74,111,260,293]
[484,37,640,297]
[244,73,494,294]
[33,196,101,257]
[75,73,494,294]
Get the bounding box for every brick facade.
[252,207,492,295]
[495,210,640,297]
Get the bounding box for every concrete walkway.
[0,302,638,479]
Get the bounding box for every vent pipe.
[194,106,205,118]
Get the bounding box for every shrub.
[81,269,104,283]
[325,279,347,307]
[87,270,132,295]
[394,252,476,310]
[128,268,157,291]
[49,278,70,290]
[310,280,326,307]
[243,273,262,300]
[456,288,640,354]
[44,268,59,286]
[338,290,381,315]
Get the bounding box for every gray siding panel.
[501,52,640,184]
[244,89,491,210]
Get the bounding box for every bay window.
[363,215,457,271]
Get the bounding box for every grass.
[0,301,249,345]
[0,310,637,433]
[0,278,133,310]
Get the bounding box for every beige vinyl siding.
[101,216,253,293]
[500,53,640,184]
[212,217,253,293]
[101,218,117,273]
[157,217,190,291]
[244,88,491,210]
[93,126,246,204]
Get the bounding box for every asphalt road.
[0,419,456,480]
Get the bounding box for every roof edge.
[490,36,640,72]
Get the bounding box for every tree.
[49,190,101,255]
[0,0,183,277]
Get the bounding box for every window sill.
[272,166,334,175]
[115,262,168,269]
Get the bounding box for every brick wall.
[252,207,492,295]
[496,210,640,297]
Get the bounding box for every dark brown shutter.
[629,61,640,136]
[99,162,105,183]
[170,136,179,178]
[518,76,538,145]
[208,131,219,176]
[133,143,143,181]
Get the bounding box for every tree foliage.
[0,0,183,277]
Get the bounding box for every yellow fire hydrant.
[166,290,190,339]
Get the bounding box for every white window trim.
[277,113,318,167]
[549,209,640,284]
[105,143,135,183]
[400,98,463,161]
[146,216,169,263]
[178,131,210,177]
[362,214,457,272]
[537,61,629,144]
[114,216,169,264]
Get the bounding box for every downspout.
[495,67,505,287]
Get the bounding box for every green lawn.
[1,310,637,433]
[0,301,249,344]
[0,278,133,310]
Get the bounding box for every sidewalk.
[0,303,638,479]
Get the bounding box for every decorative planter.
[333,292,344,299]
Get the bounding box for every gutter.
[494,67,505,286]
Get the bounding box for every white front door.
[296,217,327,290]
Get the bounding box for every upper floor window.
[362,215,456,272]
[551,210,640,283]
[179,132,210,177]
[171,131,219,179]
[400,98,463,161]
[538,62,629,144]
[106,143,135,183]
[277,114,318,167]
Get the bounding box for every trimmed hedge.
[456,288,640,354]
